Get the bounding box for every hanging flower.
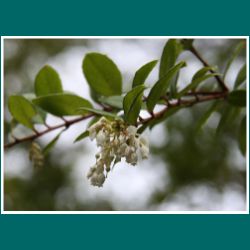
[86,117,149,187]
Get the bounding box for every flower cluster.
[87,117,149,187]
[29,141,44,168]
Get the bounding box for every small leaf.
[98,95,123,109]
[137,124,148,134]
[239,116,246,156]
[132,60,158,88]
[177,73,219,98]
[228,90,246,107]
[74,130,89,143]
[192,66,217,81]
[234,64,246,89]
[123,85,145,125]
[147,61,186,112]
[8,95,37,129]
[216,105,236,136]
[82,53,122,96]
[33,93,93,116]
[223,41,245,80]
[195,101,220,132]
[78,107,118,118]
[35,65,63,96]
[159,39,183,78]
[43,130,65,155]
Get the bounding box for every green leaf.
[23,93,47,124]
[33,93,93,116]
[228,90,246,107]
[98,95,123,109]
[195,101,220,132]
[137,124,148,134]
[123,85,145,125]
[8,95,37,129]
[35,65,63,97]
[43,130,65,155]
[177,73,219,98]
[192,66,217,81]
[159,39,183,78]
[82,53,122,96]
[74,130,89,143]
[239,116,246,156]
[216,105,236,136]
[180,39,194,50]
[223,41,245,80]
[147,61,186,112]
[77,107,118,118]
[234,64,246,89]
[132,60,158,88]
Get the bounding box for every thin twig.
[4,91,228,149]
[4,114,95,149]
[189,45,228,92]
[139,91,227,125]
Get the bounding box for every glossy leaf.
[123,85,145,125]
[239,116,246,155]
[223,41,245,80]
[33,93,93,116]
[99,95,123,109]
[8,95,37,129]
[35,65,63,96]
[147,61,186,112]
[228,90,246,107]
[132,60,158,87]
[159,39,183,78]
[82,53,122,96]
[23,93,47,124]
[234,64,246,89]
[74,130,89,143]
[78,107,118,118]
[43,130,65,155]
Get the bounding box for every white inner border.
[1,36,249,215]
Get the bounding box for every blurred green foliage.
[4,39,246,211]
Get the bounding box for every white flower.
[86,117,150,187]
[127,125,137,136]
[96,130,107,146]
[90,172,105,187]
[140,144,149,159]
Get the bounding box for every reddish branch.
[4,114,95,149]
[4,91,227,149]
[189,45,229,92]
[4,43,229,150]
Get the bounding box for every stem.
[139,91,227,125]
[189,45,229,92]
[4,114,94,149]
[4,90,228,149]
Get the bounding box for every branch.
[139,91,227,125]
[189,45,229,92]
[4,114,94,149]
[4,90,228,150]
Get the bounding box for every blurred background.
[3,38,247,211]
